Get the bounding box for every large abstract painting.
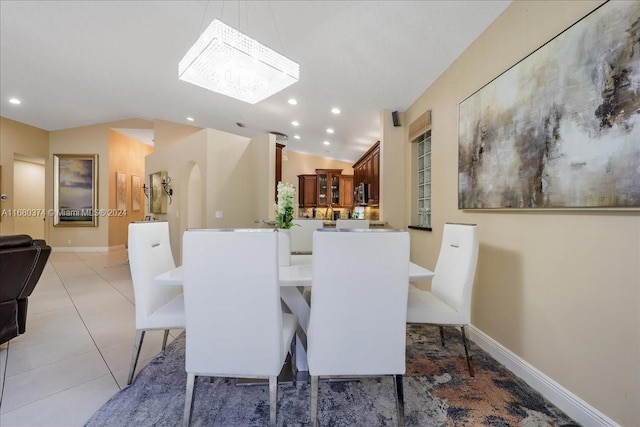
[53,154,98,226]
[458,1,640,209]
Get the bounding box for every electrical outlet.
[215,211,223,219]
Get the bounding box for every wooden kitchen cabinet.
[316,169,342,207]
[352,140,380,206]
[299,170,353,208]
[371,146,380,205]
[339,175,354,207]
[298,174,317,208]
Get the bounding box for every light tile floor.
[0,247,180,426]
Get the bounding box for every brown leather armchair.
[0,234,51,344]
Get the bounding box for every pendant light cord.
[267,1,284,52]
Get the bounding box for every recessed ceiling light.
[291,121,300,126]
[323,141,331,146]
[293,135,301,140]
[9,98,21,105]
[331,107,340,114]
[288,98,297,105]
[326,128,334,134]
[186,117,194,122]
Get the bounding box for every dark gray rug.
[86,325,577,426]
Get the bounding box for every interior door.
[13,158,45,239]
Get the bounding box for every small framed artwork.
[53,154,99,227]
[116,171,127,212]
[131,175,141,212]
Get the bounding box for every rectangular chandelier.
[178,19,299,104]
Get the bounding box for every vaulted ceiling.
[0,1,510,161]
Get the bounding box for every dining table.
[155,254,435,372]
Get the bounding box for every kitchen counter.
[255,219,389,228]
[321,220,388,227]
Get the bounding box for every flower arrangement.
[275,182,296,229]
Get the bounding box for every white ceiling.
[0,1,510,162]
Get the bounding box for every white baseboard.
[468,325,619,427]
[52,246,108,252]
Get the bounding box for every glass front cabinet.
[315,169,342,207]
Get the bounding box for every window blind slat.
[408,111,432,142]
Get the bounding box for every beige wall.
[379,109,406,228]
[153,119,201,150]
[0,117,49,236]
[47,119,153,248]
[108,130,154,247]
[146,128,274,263]
[403,1,639,425]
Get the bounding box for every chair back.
[128,222,180,328]
[290,219,323,253]
[308,229,409,376]
[431,223,479,325]
[335,219,370,229]
[182,229,285,377]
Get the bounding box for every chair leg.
[290,335,297,387]
[460,325,474,377]
[162,329,170,351]
[394,374,405,427]
[269,376,278,427]
[183,373,196,427]
[310,375,319,427]
[127,330,145,385]
[439,326,445,346]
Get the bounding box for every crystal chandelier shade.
[178,19,299,104]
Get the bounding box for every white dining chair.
[335,219,370,229]
[182,229,297,427]
[308,229,410,427]
[290,219,324,253]
[127,221,185,385]
[406,223,479,376]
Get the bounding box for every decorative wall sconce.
[162,177,173,204]
[142,184,150,199]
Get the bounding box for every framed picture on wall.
[116,171,127,212]
[131,175,141,212]
[458,1,640,209]
[150,171,168,214]
[53,154,98,227]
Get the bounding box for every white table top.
[155,254,434,286]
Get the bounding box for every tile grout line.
[0,341,9,410]
[49,254,124,392]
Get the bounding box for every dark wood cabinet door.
[315,169,342,207]
[371,147,380,205]
[275,143,284,203]
[298,175,317,208]
[352,141,380,206]
[339,175,354,208]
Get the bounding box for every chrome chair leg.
[290,334,297,387]
[460,326,474,377]
[439,325,445,346]
[269,376,278,427]
[127,330,145,385]
[394,374,405,427]
[183,373,196,427]
[162,329,170,351]
[310,375,319,427]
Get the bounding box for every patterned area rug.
[86,325,577,426]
